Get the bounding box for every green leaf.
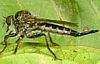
[0,0,100,64]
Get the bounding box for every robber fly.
[0,10,99,60]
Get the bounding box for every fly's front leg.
[27,32,61,60]
[0,33,17,53]
[0,35,8,53]
[48,32,59,46]
[13,35,24,54]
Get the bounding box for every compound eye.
[6,15,13,26]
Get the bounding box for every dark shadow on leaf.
[23,42,46,47]
[22,42,57,58]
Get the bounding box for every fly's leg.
[48,32,59,46]
[27,32,61,60]
[13,35,24,54]
[44,34,61,60]
[0,33,17,53]
[0,35,8,53]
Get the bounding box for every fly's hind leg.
[44,34,61,60]
[48,32,59,46]
[27,32,61,60]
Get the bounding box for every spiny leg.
[44,34,61,60]
[48,32,59,46]
[0,33,17,53]
[13,35,24,54]
[26,32,60,60]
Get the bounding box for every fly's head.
[5,15,16,32]
[4,10,38,35]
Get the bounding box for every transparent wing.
[27,18,78,27]
[35,18,78,27]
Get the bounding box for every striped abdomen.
[37,23,98,37]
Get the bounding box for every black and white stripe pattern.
[37,23,99,37]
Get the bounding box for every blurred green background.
[0,0,100,64]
